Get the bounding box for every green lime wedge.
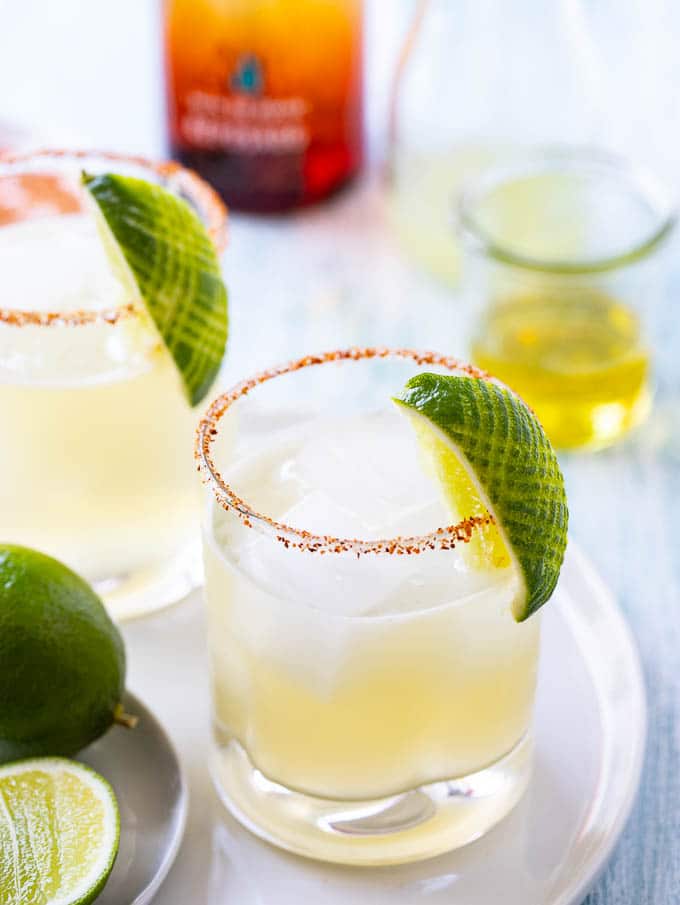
[0,757,119,905]
[82,172,228,406]
[395,374,568,621]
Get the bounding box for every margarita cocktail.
[0,151,228,620]
[197,348,567,864]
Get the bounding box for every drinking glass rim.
[457,147,677,275]
[0,148,228,327]
[196,346,499,556]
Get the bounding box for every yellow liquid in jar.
[471,289,651,450]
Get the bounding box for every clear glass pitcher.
[387,0,608,285]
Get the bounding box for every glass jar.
[458,149,675,450]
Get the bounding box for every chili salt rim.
[0,148,228,327]
[196,346,498,556]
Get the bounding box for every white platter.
[124,542,646,905]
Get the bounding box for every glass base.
[211,735,533,866]
[94,539,203,622]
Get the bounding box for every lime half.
[83,172,228,406]
[0,757,119,905]
[395,373,568,620]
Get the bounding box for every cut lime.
[0,757,119,905]
[395,373,568,620]
[82,172,228,406]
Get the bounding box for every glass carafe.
[387,0,607,285]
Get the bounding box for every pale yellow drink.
[0,213,198,617]
[205,411,540,803]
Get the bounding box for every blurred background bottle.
[163,0,364,212]
[387,0,606,285]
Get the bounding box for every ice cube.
[285,411,440,535]
[230,489,428,618]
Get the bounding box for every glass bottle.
[164,0,364,212]
[387,0,607,285]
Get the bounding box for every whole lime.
[0,545,126,762]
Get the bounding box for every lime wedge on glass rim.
[82,172,228,406]
[395,373,568,621]
[0,757,119,905]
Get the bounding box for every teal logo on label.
[231,55,263,95]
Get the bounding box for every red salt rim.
[196,346,498,556]
[0,148,228,327]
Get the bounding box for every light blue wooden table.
[3,3,678,898]
[119,179,680,905]
[564,417,680,904]
[216,180,680,903]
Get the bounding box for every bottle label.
[178,54,310,156]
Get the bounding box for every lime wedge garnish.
[395,373,568,621]
[0,757,119,905]
[82,172,228,406]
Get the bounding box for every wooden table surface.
[175,177,680,904]
[2,2,679,900]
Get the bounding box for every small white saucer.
[124,542,646,905]
[79,691,188,905]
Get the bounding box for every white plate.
[126,543,645,905]
[79,692,188,905]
